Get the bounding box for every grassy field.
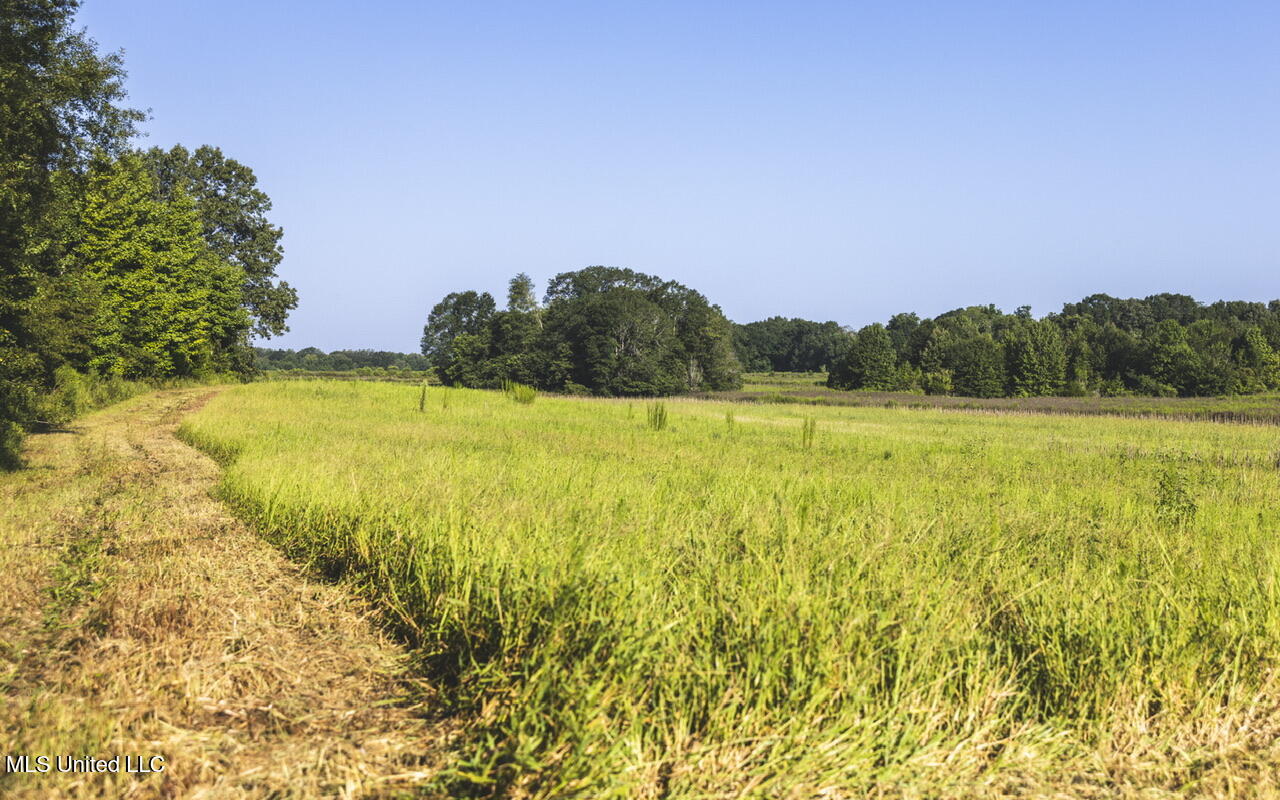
[708,372,1280,426]
[179,380,1280,798]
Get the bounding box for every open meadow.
[176,380,1280,798]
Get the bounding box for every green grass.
[180,380,1280,797]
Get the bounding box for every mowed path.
[0,389,449,798]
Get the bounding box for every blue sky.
[79,1,1280,351]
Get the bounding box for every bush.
[921,370,953,396]
[1133,375,1178,398]
[1098,379,1131,398]
[0,420,24,470]
[1156,467,1197,526]
[34,366,97,426]
[1062,379,1092,397]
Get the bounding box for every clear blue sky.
[79,1,1280,352]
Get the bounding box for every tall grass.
[34,367,156,428]
[801,415,817,449]
[502,380,537,405]
[33,366,235,429]
[180,381,1280,797]
[647,401,668,431]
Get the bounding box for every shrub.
[921,370,953,396]
[1156,466,1197,526]
[0,420,24,470]
[1135,375,1178,398]
[35,366,91,426]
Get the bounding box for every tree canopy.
[254,347,432,372]
[144,144,296,338]
[1,1,289,466]
[731,317,847,372]
[421,267,742,396]
[819,293,1280,398]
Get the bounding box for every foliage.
[0,2,284,468]
[420,290,496,376]
[732,317,848,372]
[921,369,953,396]
[827,323,897,390]
[1004,318,1066,396]
[506,272,540,317]
[778,293,1280,399]
[75,153,251,378]
[422,267,742,396]
[1155,466,1197,527]
[0,0,141,466]
[800,415,816,449]
[946,334,1006,398]
[254,346,432,372]
[143,144,297,338]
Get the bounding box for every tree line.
[421,276,1280,400]
[732,317,848,372]
[421,267,742,396]
[823,294,1280,398]
[254,347,431,372]
[1,1,291,466]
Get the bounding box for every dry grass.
[0,389,451,798]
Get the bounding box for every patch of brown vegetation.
[0,389,451,798]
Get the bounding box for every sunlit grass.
[180,380,1280,797]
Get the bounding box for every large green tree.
[732,317,849,372]
[421,290,497,376]
[144,144,296,338]
[828,323,897,390]
[543,287,686,395]
[948,335,1006,398]
[1,0,141,466]
[75,153,249,377]
[424,268,741,395]
[507,272,539,315]
[1004,318,1066,396]
[1236,327,1280,392]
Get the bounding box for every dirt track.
[0,389,448,798]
